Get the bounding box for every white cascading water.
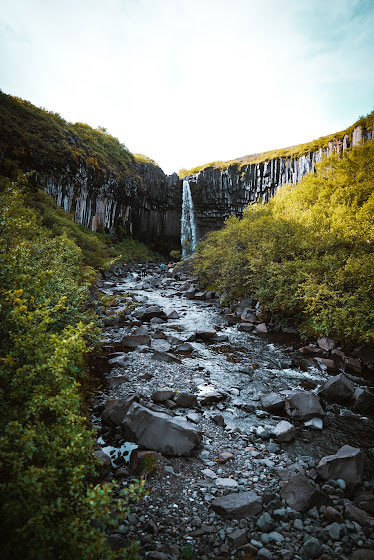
[181,179,197,258]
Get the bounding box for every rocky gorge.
[90,263,374,560]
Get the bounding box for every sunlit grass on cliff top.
[178,110,374,178]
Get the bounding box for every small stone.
[273,420,295,442]
[257,548,273,560]
[256,512,275,532]
[218,452,234,463]
[215,477,238,488]
[299,537,322,559]
[228,528,248,549]
[325,522,343,540]
[304,417,323,430]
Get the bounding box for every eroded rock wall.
[187,125,374,241]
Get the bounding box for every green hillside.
[194,139,374,345]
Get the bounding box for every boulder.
[317,373,355,403]
[344,356,362,374]
[211,491,262,519]
[165,309,180,319]
[122,402,202,456]
[273,420,295,442]
[238,323,254,332]
[175,343,193,354]
[122,334,150,348]
[280,472,327,512]
[315,357,338,373]
[350,551,374,560]
[353,387,374,415]
[174,392,197,408]
[256,323,268,333]
[261,392,285,413]
[101,395,139,427]
[317,337,336,352]
[194,291,206,300]
[186,287,196,299]
[199,391,227,406]
[344,504,374,527]
[151,351,181,364]
[304,417,323,430]
[150,339,172,353]
[94,448,112,469]
[299,537,323,559]
[317,445,364,485]
[299,346,325,355]
[152,389,176,403]
[195,329,217,340]
[240,309,258,323]
[285,391,324,419]
[354,493,374,514]
[136,305,167,322]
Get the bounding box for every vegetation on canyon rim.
[193,139,374,345]
[0,174,151,559]
[178,110,374,178]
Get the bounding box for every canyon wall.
[187,125,374,241]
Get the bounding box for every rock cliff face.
[186,124,374,241]
[36,161,182,252]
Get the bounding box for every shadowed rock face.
[186,124,373,242]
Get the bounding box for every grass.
[179,111,374,177]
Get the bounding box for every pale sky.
[1,0,373,174]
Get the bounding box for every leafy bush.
[0,177,144,559]
[194,140,374,344]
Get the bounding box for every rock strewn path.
[90,265,374,560]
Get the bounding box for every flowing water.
[181,180,197,258]
[96,267,374,476]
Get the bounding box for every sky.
[1,0,373,174]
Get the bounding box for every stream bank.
[89,264,374,560]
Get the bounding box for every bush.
[194,140,374,344]
[0,176,144,559]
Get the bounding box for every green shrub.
[194,140,374,344]
[0,177,144,559]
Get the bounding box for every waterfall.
[181,179,197,258]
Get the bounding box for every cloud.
[0,0,373,173]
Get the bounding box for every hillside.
[194,138,374,345]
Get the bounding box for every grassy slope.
[0,90,136,179]
[179,111,374,177]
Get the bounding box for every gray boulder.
[122,334,150,348]
[261,392,285,413]
[101,395,139,427]
[150,339,172,353]
[151,351,181,364]
[317,373,355,403]
[152,389,176,403]
[135,305,167,322]
[317,337,336,351]
[299,537,322,559]
[174,392,197,408]
[315,357,338,373]
[353,387,374,415]
[273,420,295,442]
[195,329,217,340]
[317,445,364,485]
[211,491,262,519]
[122,402,202,456]
[285,391,324,419]
[280,472,326,512]
[165,309,180,319]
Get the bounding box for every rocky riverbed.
[89,264,374,560]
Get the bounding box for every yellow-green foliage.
[194,140,374,343]
[179,111,374,177]
[133,153,160,167]
[0,176,144,559]
[0,91,135,179]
